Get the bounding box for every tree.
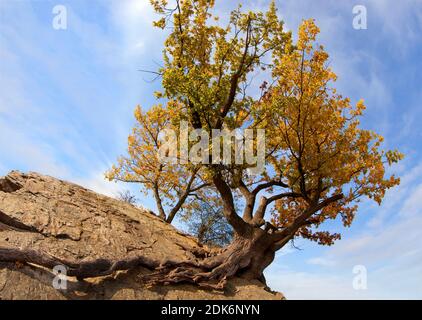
[106,104,211,223]
[184,200,233,247]
[106,0,402,289]
[116,190,139,206]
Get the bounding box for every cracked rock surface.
[0,171,283,300]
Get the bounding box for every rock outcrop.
[0,171,283,300]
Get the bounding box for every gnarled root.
[139,234,276,290]
[0,231,276,291]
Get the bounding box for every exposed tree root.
[0,246,233,290]
[139,234,277,290]
[0,209,276,291]
[0,231,276,291]
[0,247,163,279]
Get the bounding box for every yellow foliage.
[107,1,402,245]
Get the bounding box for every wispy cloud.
[307,257,336,267]
[0,0,167,209]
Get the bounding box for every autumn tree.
[107,104,211,223]
[184,199,233,247]
[106,0,402,288]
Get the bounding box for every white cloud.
[266,269,374,300]
[369,0,422,51]
[0,117,72,178]
[307,257,336,267]
[108,0,161,59]
[400,183,422,217]
[0,1,140,194]
[367,160,422,227]
[73,169,121,197]
[330,216,422,268]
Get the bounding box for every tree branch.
[252,192,302,226]
[252,179,289,195]
[237,180,255,222]
[212,172,249,236]
[152,181,166,220]
[166,168,204,223]
[272,193,344,245]
[215,18,252,129]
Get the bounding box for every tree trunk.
[142,226,278,290]
[222,229,276,281]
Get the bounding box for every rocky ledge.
[0,171,283,300]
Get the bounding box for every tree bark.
[0,224,279,290]
[139,225,279,289]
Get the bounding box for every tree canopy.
[106,0,402,287]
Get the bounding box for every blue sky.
[0,0,421,299]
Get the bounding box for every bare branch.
[252,192,302,226]
[252,179,289,195]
